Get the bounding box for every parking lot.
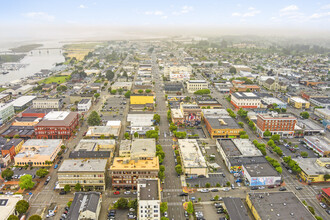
[101,96,127,121]
[12,167,37,179]
[177,127,206,139]
[277,141,318,159]
[186,174,228,188]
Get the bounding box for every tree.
[271,134,280,142]
[300,111,310,119]
[315,216,323,220]
[8,215,19,220]
[110,89,117,94]
[28,215,42,220]
[153,114,161,124]
[263,130,271,137]
[194,89,211,95]
[175,165,182,174]
[15,200,29,215]
[214,195,219,201]
[146,130,159,140]
[146,89,151,93]
[138,89,143,94]
[106,70,115,81]
[124,90,131,98]
[186,201,194,214]
[124,132,130,140]
[87,111,101,126]
[64,184,71,192]
[13,134,20,138]
[114,198,128,209]
[134,132,139,138]
[160,202,168,213]
[1,168,14,180]
[226,181,231,187]
[19,175,35,190]
[324,174,330,181]
[308,206,315,215]
[161,217,169,220]
[36,168,49,178]
[300,151,308,158]
[229,67,237,74]
[61,145,66,150]
[205,183,211,188]
[158,171,165,180]
[94,93,100,99]
[67,201,72,207]
[238,122,244,127]
[267,140,275,147]
[169,123,177,132]
[160,165,165,172]
[240,134,249,139]
[128,199,138,210]
[74,183,82,191]
[239,131,246,136]
[237,108,248,118]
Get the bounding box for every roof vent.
[290,213,294,216]
[283,203,286,206]
[277,214,280,217]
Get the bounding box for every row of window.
[59,174,103,177]
[59,180,104,184]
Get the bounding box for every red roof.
[322,188,330,197]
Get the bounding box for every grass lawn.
[0,88,7,92]
[39,75,70,84]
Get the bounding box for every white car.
[164,212,168,218]
[124,191,131,195]
[258,186,265,190]
[201,189,209,193]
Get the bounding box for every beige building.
[187,80,208,93]
[0,194,24,220]
[131,139,156,160]
[14,139,62,166]
[58,159,108,191]
[32,98,62,110]
[67,192,102,220]
[178,139,208,177]
[119,140,132,157]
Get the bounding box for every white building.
[243,163,282,186]
[137,178,161,220]
[186,80,208,93]
[0,194,24,220]
[77,99,92,112]
[164,65,192,78]
[230,92,261,109]
[169,71,190,82]
[11,95,36,110]
[33,98,62,110]
[0,103,15,125]
[178,139,208,177]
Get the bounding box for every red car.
[113,191,120,195]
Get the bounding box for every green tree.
[61,145,66,150]
[87,111,101,126]
[160,202,168,213]
[158,171,165,180]
[175,165,182,174]
[194,89,211,95]
[205,183,211,188]
[106,70,115,81]
[160,165,165,172]
[239,131,246,136]
[19,175,35,190]
[238,122,244,127]
[74,183,82,191]
[8,215,19,220]
[128,199,138,210]
[94,93,100,99]
[186,201,194,214]
[214,195,219,201]
[226,181,231,187]
[134,132,139,138]
[267,139,275,147]
[114,198,128,209]
[146,130,159,140]
[138,89,143,94]
[36,168,49,178]
[300,111,310,119]
[315,216,323,220]
[153,114,161,124]
[110,89,117,94]
[67,201,72,207]
[28,215,42,220]
[248,121,255,128]
[308,206,315,215]
[240,134,249,139]
[300,151,308,158]
[124,90,131,98]
[64,184,71,192]
[124,132,130,139]
[161,217,169,220]
[1,168,14,180]
[324,174,330,181]
[169,123,177,132]
[229,67,237,74]
[271,134,280,142]
[15,200,29,215]
[263,130,272,137]
[146,89,151,93]
[237,108,248,118]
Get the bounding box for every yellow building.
[130,95,154,105]
[288,96,310,109]
[14,139,24,154]
[294,158,330,183]
[204,116,243,139]
[14,139,62,166]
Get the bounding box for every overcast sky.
[1,0,330,41]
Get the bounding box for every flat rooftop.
[16,139,62,158]
[229,156,267,167]
[37,111,78,127]
[75,139,115,151]
[171,109,183,118]
[232,92,260,99]
[58,159,107,172]
[138,179,160,201]
[223,197,250,220]
[78,99,91,104]
[315,108,330,116]
[119,140,131,151]
[296,119,324,131]
[310,97,330,104]
[131,139,156,158]
[111,157,159,171]
[127,114,154,127]
[262,97,286,105]
[201,109,229,116]
[205,116,241,129]
[0,195,23,220]
[294,158,330,176]
[290,96,309,103]
[244,162,280,177]
[188,80,207,83]
[257,113,296,120]
[247,192,315,220]
[217,138,262,157]
[304,136,330,154]
[178,139,207,169]
[11,96,36,107]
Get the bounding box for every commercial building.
[171,109,184,125]
[204,116,243,139]
[223,198,250,220]
[216,138,263,172]
[131,139,156,160]
[314,108,330,120]
[110,157,159,189]
[232,65,252,72]
[196,98,222,109]
[246,192,315,220]
[130,95,154,105]
[256,113,297,138]
[86,120,121,138]
[230,92,261,109]
[127,114,154,127]
[178,139,207,178]
[5,85,34,95]
[119,140,131,157]
[243,162,281,186]
[164,83,184,94]
[34,111,79,139]
[295,119,324,136]
[1,138,24,160]
[14,139,62,166]
[137,178,161,220]
[304,136,330,157]
[0,94,11,103]
[187,80,208,93]
[58,159,108,191]
[12,117,41,127]
[164,65,192,78]
[201,109,229,118]
[294,158,330,183]
[0,103,14,125]
[67,192,102,220]
[0,194,24,220]
[229,84,260,93]
[169,71,190,81]
[321,188,330,206]
[111,82,133,90]
[0,126,35,139]
[11,95,36,111]
[309,97,330,108]
[77,99,92,112]
[288,96,310,109]
[32,98,63,110]
[21,108,52,118]
[180,104,202,126]
[261,97,287,109]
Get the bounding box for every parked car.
[54,164,58,169]
[201,189,209,193]
[295,186,303,190]
[179,193,188,196]
[59,191,66,195]
[124,191,131,195]
[211,189,219,192]
[164,212,168,218]
[279,187,287,191]
[113,191,120,195]
[320,202,327,209]
[251,186,258,190]
[258,186,265,190]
